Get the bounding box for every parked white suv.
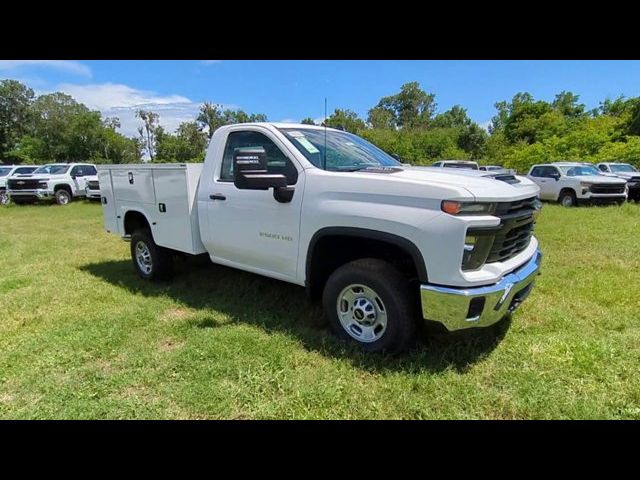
[98,122,542,354]
[596,162,640,202]
[432,160,479,170]
[7,163,98,205]
[0,165,38,205]
[527,162,627,207]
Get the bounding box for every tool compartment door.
[152,167,196,253]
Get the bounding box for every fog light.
[462,233,494,271]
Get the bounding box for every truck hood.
[395,166,540,201]
[574,175,627,184]
[14,173,64,181]
[601,172,640,181]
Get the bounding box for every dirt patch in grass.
[160,307,194,322]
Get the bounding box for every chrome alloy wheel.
[336,284,388,343]
[561,195,573,207]
[135,240,153,274]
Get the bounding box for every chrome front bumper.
[420,249,542,331]
[8,189,52,199]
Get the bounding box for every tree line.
[2,78,639,171]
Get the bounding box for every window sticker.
[297,137,320,154]
[288,131,305,138]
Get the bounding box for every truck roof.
[218,122,343,132]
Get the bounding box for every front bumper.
[8,189,53,199]
[85,190,101,199]
[420,249,542,331]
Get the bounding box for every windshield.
[444,163,478,170]
[560,165,601,177]
[33,164,70,175]
[278,128,400,171]
[0,167,11,177]
[610,164,638,173]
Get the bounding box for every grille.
[7,179,43,190]
[87,180,100,190]
[590,184,626,194]
[486,197,537,263]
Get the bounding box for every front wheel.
[0,190,8,205]
[322,258,418,354]
[130,229,173,280]
[558,190,577,207]
[55,189,72,205]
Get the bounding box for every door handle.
[209,194,226,201]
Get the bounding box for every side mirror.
[70,175,76,180]
[233,146,294,203]
[550,173,560,181]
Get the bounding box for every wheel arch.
[53,183,73,195]
[557,187,577,202]
[123,210,152,237]
[305,227,428,300]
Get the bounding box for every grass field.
[1,200,639,419]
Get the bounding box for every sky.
[1,60,639,137]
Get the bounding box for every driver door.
[70,165,89,195]
[202,128,304,281]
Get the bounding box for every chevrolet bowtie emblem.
[17,181,25,185]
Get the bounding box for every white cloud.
[0,60,91,77]
[57,82,191,110]
[55,82,235,137]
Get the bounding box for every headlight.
[441,201,496,215]
[580,182,592,194]
[38,182,48,188]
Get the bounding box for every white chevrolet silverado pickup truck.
[7,163,98,205]
[98,123,542,353]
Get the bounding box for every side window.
[548,167,560,177]
[530,167,543,177]
[71,166,83,176]
[84,165,97,176]
[219,131,298,185]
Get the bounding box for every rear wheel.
[55,189,72,205]
[558,190,577,207]
[322,258,418,354]
[130,229,173,280]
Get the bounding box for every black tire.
[558,189,577,207]
[322,258,418,354]
[0,190,8,206]
[130,229,173,280]
[55,189,72,205]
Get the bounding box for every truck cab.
[99,123,542,354]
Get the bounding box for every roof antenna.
[323,97,327,171]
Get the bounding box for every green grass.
[1,200,639,419]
